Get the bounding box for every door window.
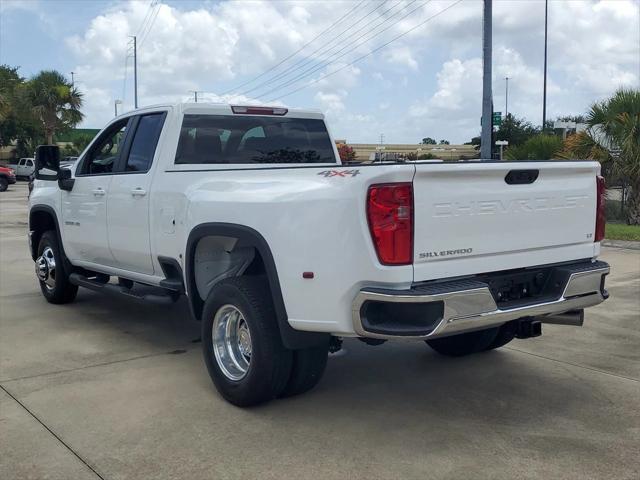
[80,119,129,175]
[26,160,34,167]
[124,113,166,172]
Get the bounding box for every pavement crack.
[0,384,107,480]
[0,348,191,383]
[505,346,639,383]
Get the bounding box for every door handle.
[131,188,147,197]
[92,188,105,196]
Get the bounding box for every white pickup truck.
[28,103,609,406]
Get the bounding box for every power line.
[268,0,463,102]
[248,0,418,99]
[138,1,161,49]
[233,0,392,97]
[135,0,156,37]
[257,0,428,100]
[121,43,131,104]
[220,0,368,96]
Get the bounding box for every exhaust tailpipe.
[537,309,584,326]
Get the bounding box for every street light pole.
[505,77,509,117]
[480,0,493,160]
[129,35,138,109]
[542,0,548,130]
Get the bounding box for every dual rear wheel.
[201,277,328,407]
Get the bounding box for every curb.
[602,240,640,251]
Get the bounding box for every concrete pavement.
[1,182,639,479]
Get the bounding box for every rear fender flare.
[185,223,328,350]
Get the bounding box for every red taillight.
[595,175,606,242]
[231,105,288,116]
[367,183,413,265]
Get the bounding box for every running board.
[69,273,179,304]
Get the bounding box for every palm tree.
[558,88,640,224]
[26,70,83,144]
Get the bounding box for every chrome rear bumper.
[352,260,609,340]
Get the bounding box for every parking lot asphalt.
[1,181,639,480]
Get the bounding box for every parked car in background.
[0,165,17,191]
[15,157,35,178]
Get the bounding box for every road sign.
[481,112,504,126]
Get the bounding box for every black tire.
[201,276,292,407]
[426,327,499,357]
[0,177,8,192]
[278,345,328,398]
[484,321,518,351]
[36,230,78,304]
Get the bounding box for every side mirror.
[34,145,60,180]
[58,168,75,191]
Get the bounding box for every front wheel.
[426,327,499,357]
[0,177,8,192]
[201,276,292,407]
[36,230,78,304]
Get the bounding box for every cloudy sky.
[1,0,638,143]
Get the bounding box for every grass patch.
[605,223,640,241]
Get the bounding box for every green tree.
[496,114,538,146]
[26,70,83,144]
[439,139,450,145]
[0,65,40,150]
[421,137,436,145]
[558,88,640,224]
[505,134,563,161]
[464,136,481,146]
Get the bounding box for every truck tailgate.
[412,161,600,282]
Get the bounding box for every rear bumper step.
[352,260,609,340]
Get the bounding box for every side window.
[27,160,34,167]
[80,119,129,175]
[124,113,166,172]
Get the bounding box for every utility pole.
[379,133,384,145]
[70,71,75,87]
[505,77,509,117]
[130,35,138,109]
[188,90,201,103]
[542,0,548,130]
[480,0,493,160]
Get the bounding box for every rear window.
[175,114,337,164]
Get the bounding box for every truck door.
[61,118,131,266]
[25,158,35,176]
[17,159,26,176]
[106,112,166,275]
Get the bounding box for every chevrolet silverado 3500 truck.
[28,103,609,406]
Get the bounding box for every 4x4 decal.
[317,169,360,178]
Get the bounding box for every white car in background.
[15,157,35,178]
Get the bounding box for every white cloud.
[314,91,346,116]
[383,45,419,70]
[57,0,639,143]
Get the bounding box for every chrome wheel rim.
[212,304,252,381]
[35,246,56,291]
